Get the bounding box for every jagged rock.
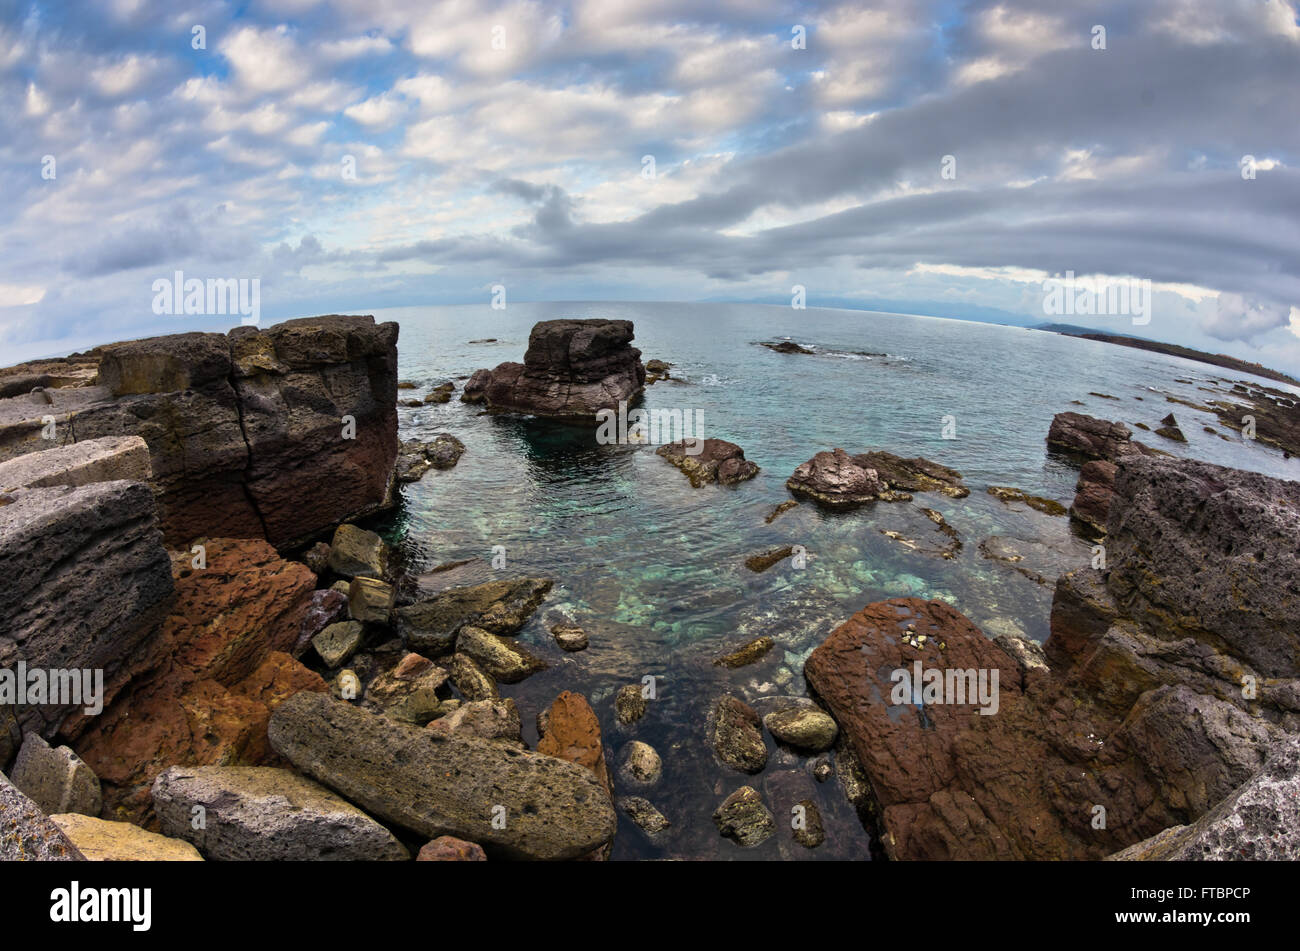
[854,451,968,498]
[711,696,768,773]
[417,836,486,860]
[0,479,173,739]
[991,630,1049,674]
[1046,411,1153,462]
[786,448,910,509]
[394,577,553,655]
[0,772,85,860]
[396,434,465,482]
[617,740,663,788]
[268,692,617,860]
[713,786,775,846]
[313,621,364,668]
[328,524,388,580]
[714,636,774,669]
[764,500,799,523]
[615,684,647,725]
[655,438,759,487]
[448,653,498,700]
[348,576,394,623]
[50,814,203,861]
[762,707,838,752]
[469,319,645,418]
[294,588,348,657]
[363,653,448,725]
[1108,733,1300,860]
[10,733,102,816]
[618,796,671,835]
[152,765,408,861]
[0,316,399,548]
[762,341,814,354]
[71,538,324,824]
[1069,459,1117,537]
[427,699,523,745]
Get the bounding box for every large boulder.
[785,448,911,509]
[0,479,174,739]
[152,766,408,861]
[9,733,102,816]
[394,577,552,655]
[1108,733,1300,860]
[268,692,617,860]
[469,319,645,418]
[0,315,399,549]
[1046,411,1153,462]
[852,451,968,498]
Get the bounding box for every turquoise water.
[369,301,1299,860]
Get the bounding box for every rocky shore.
[2,315,1296,862]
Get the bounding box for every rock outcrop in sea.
[462,318,645,418]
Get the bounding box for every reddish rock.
[417,835,487,861]
[1069,459,1117,537]
[293,588,349,657]
[1046,411,1154,463]
[72,538,325,825]
[536,691,612,797]
[786,448,907,509]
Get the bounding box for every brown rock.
[417,835,487,861]
[655,438,759,487]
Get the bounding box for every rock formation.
[463,319,645,418]
[0,315,399,549]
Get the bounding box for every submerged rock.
[986,485,1066,516]
[711,696,768,774]
[745,545,794,572]
[713,786,775,846]
[713,636,775,669]
[764,500,799,523]
[468,319,645,418]
[618,796,671,835]
[793,798,825,848]
[854,451,969,498]
[394,577,553,655]
[655,438,759,487]
[615,684,648,725]
[617,740,663,789]
[269,692,617,860]
[456,626,546,683]
[762,707,838,752]
[152,765,408,861]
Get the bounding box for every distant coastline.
[1036,323,1300,388]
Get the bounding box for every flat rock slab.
[152,765,408,861]
[0,435,151,492]
[269,692,616,860]
[51,813,203,861]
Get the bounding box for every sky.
[1,0,1299,370]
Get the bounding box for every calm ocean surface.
[364,301,1298,860]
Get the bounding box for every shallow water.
[367,301,1299,860]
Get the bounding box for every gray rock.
[9,733,102,816]
[313,620,364,669]
[0,435,151,492]
[361,653,448,725]
[0,480,173,738]
[268,692,616,860]
[152,766,408,861]
[0,772,85,860]
[762,707,838,752]
[551,625,588,651]
[456,626,546,683]
[426,699,523,746]
[329,524,388,580]
[713,786,775,847]
[1108,733,1300,860]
